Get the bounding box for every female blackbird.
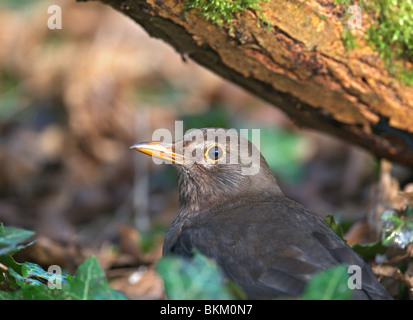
[131,128,392,299]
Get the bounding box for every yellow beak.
[130,141,185,165]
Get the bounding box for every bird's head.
[131,128,282,214]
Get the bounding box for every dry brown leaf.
[344,220,374,245]
[398,191,413,208]
[118,224,163,265]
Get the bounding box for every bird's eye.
[206,145,225,162]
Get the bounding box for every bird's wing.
[165,197,391,299]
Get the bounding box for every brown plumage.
[131,128,392,299]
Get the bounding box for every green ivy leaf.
[157,252,236,300]
[0,254,23,288]
[0,224,35,256]
[0,225,127,300]
[3,257,127,300]
[351,241,387,260]
[1,240,126,299]
[21,262,68,288]
[324,215,346,242]
[302,265,352,300]
[66,256,127,300]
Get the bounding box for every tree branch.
[78,0,413,168]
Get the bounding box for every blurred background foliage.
[0,0,412,299]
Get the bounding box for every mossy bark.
[80,0,413,168]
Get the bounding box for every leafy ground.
[0,0,412,300]
[0,224,126,299]
[0,223,361,300]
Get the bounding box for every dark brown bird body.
[164,195,389,299]
[131,128,392,299]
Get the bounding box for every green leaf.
[351,241,387,259]
[21,262,68,288]
[381,208,413,248]
[8,266,42,288]
[1,256,68,300]
[0,224,126,300]
[7,270,67,300]
[66,256,127,300]
[302,265,352,300]
[156,252,236,300]
[0,288,23,300]
[1,255,126,300]
[0,254,23,288]
[324,215,346,242]
[0,224,35,256]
